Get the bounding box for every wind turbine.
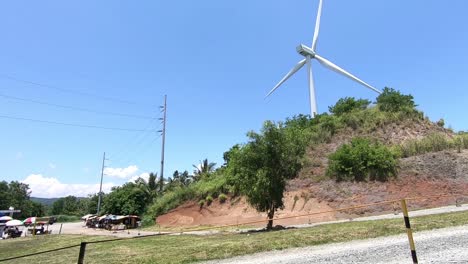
[266,0,381,117]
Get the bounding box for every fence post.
[59,223,63,235]
[77,242,87,264]
[401,199,418,264]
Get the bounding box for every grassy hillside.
[144,89,467,225]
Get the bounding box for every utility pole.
[158,95,167,192]
[97,152,106,215]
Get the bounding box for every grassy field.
[1,210,467,264]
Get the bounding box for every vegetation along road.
[204,225,468,264]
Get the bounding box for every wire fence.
[0,192,467,263]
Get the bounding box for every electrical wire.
[0,93,155,119]
[0,114,151,132]
[0,73,142,105]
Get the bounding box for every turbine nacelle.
[296,44,316,58]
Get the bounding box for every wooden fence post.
[77,242,87,264]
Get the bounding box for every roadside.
[202,225,468,264]
[31,203,468,238]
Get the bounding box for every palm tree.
[192,159,216,181]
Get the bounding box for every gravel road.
[203,225,468,264]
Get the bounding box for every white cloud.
[128,172,150,183]
[104,165,138,179]
[48,163,56,169]
[22,174,116,198]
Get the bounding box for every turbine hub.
[296,44,315,58]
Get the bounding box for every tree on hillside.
[329,97,371,116]
[172,170,191,186]
[376,87,416,112]
[148,172,157,192]
[228,121,303,230]
[192,159,216,181]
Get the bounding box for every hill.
[150,90,468,228]
[31,197,58,206]
[156,120,467,227]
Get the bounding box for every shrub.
[376,87,416,112]
[327,137,398,182]
[54,215,80,223]
[218,193,227,203]
[205,195,213,206]
[436,118,445,127]
[198,199,205,209]
[329,97,370,116]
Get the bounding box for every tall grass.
[143,174,229,225]
[398,133,468,157]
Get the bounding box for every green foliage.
[102,182,151,216]
[376,87,416,112]
[51,196,81,216]
[329,97,371,116]
[205,195,213,206]
[436,118,445,127]
[198,199,205,208]
[0,181,45,218]
[193,159,217,182]
[145,187,195,219]
[228,121,304,229]
[148,172,157,191]
[218,193,227,203]
[398,133,468,157]
[170,170,192,188]
[327,137,398,182]
[191,171,228,198]
[54,215,81,222]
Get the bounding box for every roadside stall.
[2,219,23,239]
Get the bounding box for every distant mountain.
[31,197,87,206]
[31,197,58,206]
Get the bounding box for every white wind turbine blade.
[314,54,381,94]
[306,56,318,117]
[311,0,323,52]
[266,59,307,97]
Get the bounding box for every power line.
[0,114,150,132]
[0,73,142,105]
[0,93,155,119]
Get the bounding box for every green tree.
[102,182,150,215]
[376,87,416,112]
[193,159,216,181]
[228,121,303,230]
[148,172,157,192]
[171,170,191,187]
[0,181,10,210]
[328,97,370,115]
[327,137,398,182]
[51,196,81,215]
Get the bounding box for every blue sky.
[1,1,467,198]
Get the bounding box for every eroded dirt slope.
[157,150,468,228]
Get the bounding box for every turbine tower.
[266,0,381,117]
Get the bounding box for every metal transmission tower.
[97,152,107,215]
[158,95,167,192]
